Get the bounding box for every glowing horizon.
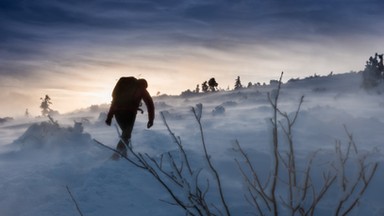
[1,0,384,116]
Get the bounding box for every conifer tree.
[362,53,384,88]
[202,81,209,93]
[208,78,218,92]
[195,84,200,93]
[40,95,52,116]
[234,76,242,90]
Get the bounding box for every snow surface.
[0,73,383,216]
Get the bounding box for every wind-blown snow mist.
[0,72,383,216]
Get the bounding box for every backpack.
[112,77,140,108]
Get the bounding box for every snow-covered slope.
[0,72,383,216]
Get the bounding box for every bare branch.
[66,186,84,216]
[234,141,272,208]
[192,105,231,216]
[161,112,194,175]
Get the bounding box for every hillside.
[0,72,383,216]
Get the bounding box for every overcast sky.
[1,0,384,116]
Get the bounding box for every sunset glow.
[1,0,384,116]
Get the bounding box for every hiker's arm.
[142,90,155,128]
[105,100,115,126]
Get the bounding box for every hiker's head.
[138,79,148,89]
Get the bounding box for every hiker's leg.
[114,112,137,158]
[115,140,128,157]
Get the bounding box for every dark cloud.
[1,0,384,115]
[2,0,383,53]
[2,0,383,68]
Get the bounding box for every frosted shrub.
[212,105,225,116]
[13,119,92,150]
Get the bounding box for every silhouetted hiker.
[105,77,155,160]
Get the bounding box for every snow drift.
[0,72,383,216]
